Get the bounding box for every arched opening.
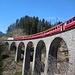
[10,42,17,60]
[24,42,34,75]
[34,40,46,75]
[4,42,9,50]
[17,42,25,62]
[10,42,16,51]
[48,37,69,75]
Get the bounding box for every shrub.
[0,42,3,74]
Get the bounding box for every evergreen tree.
[16,19,20,28]
[7,15,61,35]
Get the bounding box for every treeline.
[7,15,62,35]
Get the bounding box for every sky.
[0,0,75,33]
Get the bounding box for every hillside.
[0,15,62,75]
[6,15,53,36]
[0,41,23,75]
[6,15,62,38]
[6,28,26,37]
[0,31,4,36]
[2,51,23,75]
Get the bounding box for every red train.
[14,16,75,40]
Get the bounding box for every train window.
[54,28,55,30]
[73,17,75,21]
[52,29,53,31]
[67,21,69,24]
[70,19,72,23]
[57,26,59,28]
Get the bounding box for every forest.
[0,15,62,75]
[7,15,62,35]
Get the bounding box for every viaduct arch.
[4,28,75,75]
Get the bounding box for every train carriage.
[14,16,75,41]
[64,16,75,29]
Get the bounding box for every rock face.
[57,40,69,74]
[2,51,23,75]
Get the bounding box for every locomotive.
[12,16,75,40]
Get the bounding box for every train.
[8,16,75,41]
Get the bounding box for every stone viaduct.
[4,28,75,75]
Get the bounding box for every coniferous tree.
[16,19,20,28]
[7,15,61,35]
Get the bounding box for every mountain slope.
[0,31,4,36]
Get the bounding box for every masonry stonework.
[5,28,75,75]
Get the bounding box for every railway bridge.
[4,28,75,75]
